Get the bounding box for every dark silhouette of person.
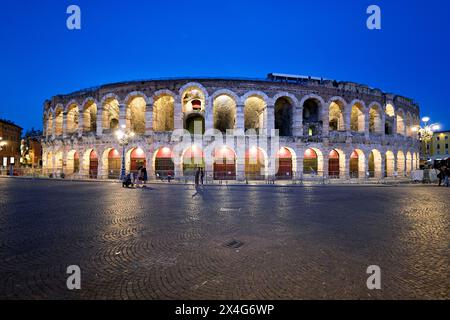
[200,168,204,185]
[195,167,200,186]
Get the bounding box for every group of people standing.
[437,166,450,187]
[122,166,148,188]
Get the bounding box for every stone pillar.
[380,153,386,179]
[364,110,370,139]
[96,108,103,136]
[344,155,351,180]
[293,107,303,136]
[119,104,127,129]
[205,98,213,131]
[174,98,183,130]
[344,108,351,132]
[145,103,153,135]
[236,104,245,131]
[78,110,84,137]
[52,117,56,138]
[264,104,275,134]
[322,153,329,178]
[296,152,304,179]
[62,113,68,138]
[322,107,330,137]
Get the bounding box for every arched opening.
[368,150,382,178]
[350,150,365,179]
[245,96,266,132]
[182,87,206,113]
[274,97,293,136]
[384,104,395,135]
[107,149,121,179]
[369,105,383,134]
[153,94,175,132]
[66,104,79,134]
[154,147,175,178]
[213,146,236,180]
[153,147,175,178]
[385,151,395,177]
[182,146,204,176]
[54,151,63,174]
[303,98,321,136]
[329,101,345,131]
[55,108,64,136]
[127,97,146,135]
[303,148,318,174]
[88,150,98,179]
[406,152,412,175]
[213,95,236,133]
[276,147,293,180]
[186,114,205,135]
[406,113,413,137]
[350,103,365,132]
[67,150,80,175]
[83,101,97,133]
[102,98,120,133]
[129,147,146,174]
[397,151,405,176]
[397,111,405,135]
[245,147,266,180]
[328,149,340,178]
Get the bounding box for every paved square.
[0,178,448,299]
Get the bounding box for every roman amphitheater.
[42,75,421,182]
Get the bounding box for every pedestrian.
[141,166,148,188]
[167,169,173,183]
[200,167,204,185]
[437,166,444,186]
[135,166,142,188]
[445,167,450,187]
[194,167,200,186]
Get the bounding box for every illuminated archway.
[182,145,204,176]
[369,104,383,134]
[245,96,266,132]
[182,87,206,113]
[213,95,236,133]
[102,98,120,132]
[83,149,98,179]
[126,97,146,135]
[213,146,236,180]
[67,150,80,175]
[127,147,146,173]
[55,107,64,136]
[303,148,323,175]
[350,102,365,132]
[245,147,267,180]
[83,101,97,133]
[66,104,79,134]
[154,147,175,177]
[105,148,121,179]
[368,149,382,178]
[397,111,405,135]
[350,149,365,178]
[276,147,294,180]
[329,101,345,131]
[385,151,395,177]
[153,94,175,132]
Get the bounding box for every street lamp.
[412,116,440,162]
[115,125,135,180]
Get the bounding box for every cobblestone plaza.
[0,178,448,299]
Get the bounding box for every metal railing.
[1,167,420,185]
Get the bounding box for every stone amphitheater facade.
[41,77,421,181]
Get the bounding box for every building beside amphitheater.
[41,75,421,181]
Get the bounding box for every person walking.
[194,167,200,186]
[135,166,142,188]
[444,167,450,187]
[200,168,204,185]
[437,166,444,186]
[141,166,148,188]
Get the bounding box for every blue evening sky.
[0,0,449,131]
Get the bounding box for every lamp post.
[412,116,440,163]
[115,125,135,180]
